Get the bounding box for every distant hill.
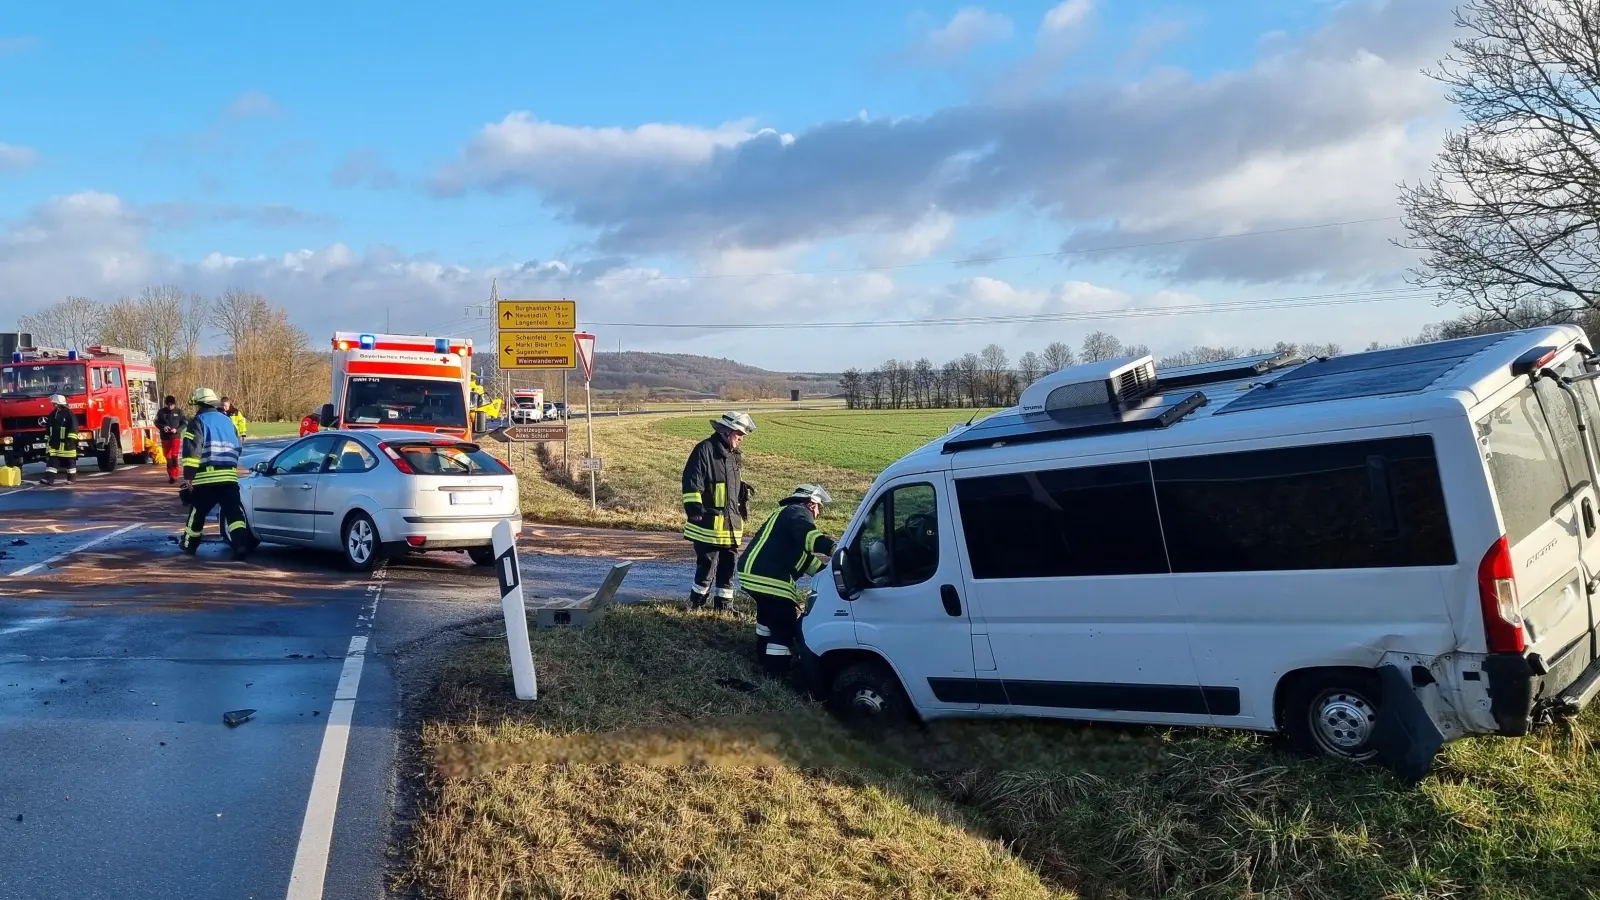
[590,351,839,397]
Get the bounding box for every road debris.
[9,538,26,546]
[222,708,256,727]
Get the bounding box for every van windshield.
[1478,385,1572,544]
[1,364,87,398]
[343,377,467,428]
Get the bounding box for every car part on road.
[342,511,382,571]
[222,708,256,727]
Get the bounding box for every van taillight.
[1477,536,1526,653]
[377,441,415,475]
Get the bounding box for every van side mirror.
[832,548,858,600]
[863,538,892,586]
[319,403,336,427]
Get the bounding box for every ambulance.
[321,333,474,439]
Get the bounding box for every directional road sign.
[501,331,576,369]
[503,423,568,442]
[498,300,576,331]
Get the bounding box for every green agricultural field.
[656,408,993,473]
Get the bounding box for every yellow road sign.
[498,299,576,331]
[500,331,576,369]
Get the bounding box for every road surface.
[0,440,691,899]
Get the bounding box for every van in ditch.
[799,327,1600,777]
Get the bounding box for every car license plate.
[28,443,45,452]
[449,491,494,505]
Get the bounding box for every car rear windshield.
[344,377,467,428]
[392,442,510,475]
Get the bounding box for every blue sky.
[1,1,1457,369]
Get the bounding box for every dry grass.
[407,603,1600,900]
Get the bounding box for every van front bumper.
[1486,648,1600,735]
[795,628,825,700]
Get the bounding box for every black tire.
[96,434,122,473]
[828,661,913,730]
[341,511,383,572]
[1281,670,1382,763]
[467,546,496,567]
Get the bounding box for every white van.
[800,327,1600,777]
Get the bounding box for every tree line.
[16,289,328,422]
[841,330,1342,410]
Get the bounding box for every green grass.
[244,420,301,437]
[410,603,1600,900]
[657,408,992,473]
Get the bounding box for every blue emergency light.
[10,352,18,362]
[434,338,449,353]
[359,334,376,350]
[67,350,78,360]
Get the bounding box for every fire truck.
[1,345,161,471]
[322,332,475,439]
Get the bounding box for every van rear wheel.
[828,661,912,730]
[1283,671,1382,763]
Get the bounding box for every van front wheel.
[828,661,912,730]
[1283,671,1382,763]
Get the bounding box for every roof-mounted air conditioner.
[1018,355,1157,417]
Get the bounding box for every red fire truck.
[0,345,161,472]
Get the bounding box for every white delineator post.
[492,519,537,701]
[574,332,597,512]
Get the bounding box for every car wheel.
[341,512,382,572]
[1282,671,1382,763]
[828,661,913,731]
[467,546,496,567]
[97,436,122,473]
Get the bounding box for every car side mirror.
[863,538,892,587]
[252,460,270,475]
[319,403,336,427]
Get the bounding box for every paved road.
[0,446,691,900]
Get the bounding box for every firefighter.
[681,411,756,610]
[155,394,186,484]
[738,484,836,675]
[180,387,252,560]
[219,397,249,439]
[41,394,79,486]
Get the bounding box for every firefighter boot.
[687,589,708,610]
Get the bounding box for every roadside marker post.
[491,519,537,701]
[574,332,597,511]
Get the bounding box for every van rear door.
[1477,382,1591,676]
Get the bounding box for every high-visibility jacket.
[45,406,79,459]
[737,502,836,602]
[228,410,248,438]
[181,408,242,486]
[681,432,745,547]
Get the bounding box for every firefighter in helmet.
[737,484,835,675]
[681,411,756,610]
[42,394,79,486]
[179,387,252,559]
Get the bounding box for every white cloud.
[0,143,37,171]
[911,7,1014,65]
[223,90,285,121]
[332,147,401,189]
[1039,0,1094,44]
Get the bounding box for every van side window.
[955,462,1166,579]
[855,483,939,587]
[1154,436,1456,572]
[1479,387,1573,545]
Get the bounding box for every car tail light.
[377,441,415,474]
[406,535,426,547]
[1477,536,1526,653]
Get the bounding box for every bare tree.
[1157,345,1241,368]
[1080,331,1124,363]
[1125,342,1151,359]
[97,297,148,350]
[912,358,935,408]
[19,296,105,349]
[1041,341,1075,372]
[1017,350,1043,386]
[977,344,1009,406]
[959,353,982,407]
[1399,0,1600,325]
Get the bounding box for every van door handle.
[940,584,962,617]
[1584,498,1596,538]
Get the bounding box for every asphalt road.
[0,440,692,900]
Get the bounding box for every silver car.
[241,429,522,570]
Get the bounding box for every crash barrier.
[0,466,19,487]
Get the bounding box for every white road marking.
[284,564,386,900]
[5,523,145,577]
[0,485,33,497]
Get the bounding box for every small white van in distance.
[799,327,1600,777]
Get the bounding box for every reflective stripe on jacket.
[46,407,79,458]
[737,502,836,602]
[228,411,248,438]
[181,408,242,484]
[681,432,744,547]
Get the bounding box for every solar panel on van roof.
[943,390,1207,453]
[1156,351,1300,390]
[1217,332,1516,415]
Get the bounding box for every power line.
[584,287,1433,331]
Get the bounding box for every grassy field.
[245,420,301,438]
[407,603,1600,900]
[516,408,987,532]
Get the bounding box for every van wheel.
[828,661,912,730]
[1283,671,1382,763]
[342,512,383,571]
[467,546,496,567]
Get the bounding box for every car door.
[251,435,339,543]
[314,437,380,545]
[848,479,984,713]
